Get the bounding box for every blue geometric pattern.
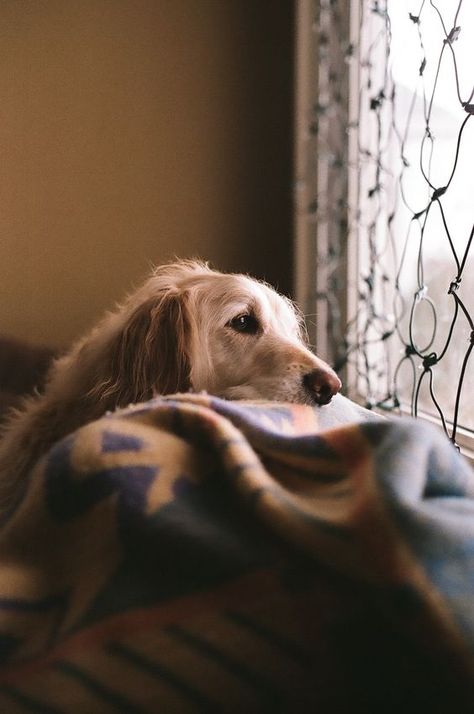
[101,430,145,454]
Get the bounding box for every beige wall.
[0,0,293,346]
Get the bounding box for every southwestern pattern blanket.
[0,394,472,712]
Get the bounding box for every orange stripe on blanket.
[0,569,282,685]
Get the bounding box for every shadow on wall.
[0,0,294,346]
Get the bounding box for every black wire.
[309,0,473,449]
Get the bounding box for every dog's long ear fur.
[91,290,191,408]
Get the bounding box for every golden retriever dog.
[0,260,341,509]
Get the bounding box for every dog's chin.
[216,383,321,406]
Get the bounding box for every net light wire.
[309,0,474,449]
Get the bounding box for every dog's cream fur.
[0,260,341,510]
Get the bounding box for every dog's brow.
[233,299,259,320]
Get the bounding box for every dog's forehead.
[203,273,298,327]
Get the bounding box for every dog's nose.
[303,368,342,405]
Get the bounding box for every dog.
[0,260,341,510]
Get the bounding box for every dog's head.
[89,260,341,408]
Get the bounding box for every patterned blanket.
[0,394,473,712]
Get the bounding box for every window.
[294,0,474,455]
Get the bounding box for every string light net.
[312,0,474,449]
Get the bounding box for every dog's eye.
[227,314,260,334]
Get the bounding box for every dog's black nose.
[303,368,342,405]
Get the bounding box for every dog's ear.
[95,291,192,408]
